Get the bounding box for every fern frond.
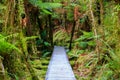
[29,0,62,15]
[25,36,39,41]
[0,40,21,54]
[0,34,21,54]
[29,0,62,9]
[0,33,19,41]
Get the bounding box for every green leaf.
[82,31,93,38]
[41,9,52,14]
[0,34,21,54]
[29,0,62,9]
[76,50,85,54]
[25,36,39,41]
[87,41,96,46]
[75,36,86,42]
[0,4,6,10]
[0,40,21,54]
[0,20,4,23]
[36,39,43,46]
[80,18,86,23]
[39,3,62,9]
[0,33,19,41]
[79,42,88,49]
[42,52,51,57]
[44,42,50,46]
[74,31,94,42]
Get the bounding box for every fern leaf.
[29,0,62,9]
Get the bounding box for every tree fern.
[29,0,62,14]
[29,0,62,9]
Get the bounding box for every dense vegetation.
[0,0,120,80]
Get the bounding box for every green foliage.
[52,13,60,19]
[53,30,70,47]
[44,42,50,46]
[42,52,51,57]
[80,16,88,23]
[53,0,63,3]
[25,36,39,41]
[74,31,96,49]
[18,0,25,17]
[72,1,120,79]
[29,0,62,14]
[79,1,88,11]
[66,6,74,21]
[102,2,120,78]
[75,31,94,41]
[67,11,74,21]
[0,4,6,9]
[0,3,6,25]
[20,31,38,57]
[30,58,49,79]
[0,34,21,55]
[36,2,62,9]
[79,42,88,49]
[1,0,120,80]
[68,49,85,58]
[0,31,38,57]
[96,65,113,80]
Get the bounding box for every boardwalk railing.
[45,46,76,80]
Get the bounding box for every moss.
[41,60,49,65]
[70,60,75,67]
[29,57,49,79]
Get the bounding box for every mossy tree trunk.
[23,0,40,80]
[3,0,24,79]
[23,0,40,55]
[0,58,5,80]
[2,0,39,79]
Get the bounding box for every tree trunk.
[69,20,76,50]
[0,58,5,80]
[89,0,100,61]
[48,14,53,47]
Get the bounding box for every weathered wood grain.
[45,46,76,80]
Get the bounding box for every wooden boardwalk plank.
[45,46,76,80]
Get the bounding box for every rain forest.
[0,0,120,80]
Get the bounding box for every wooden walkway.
[45,46,76,80]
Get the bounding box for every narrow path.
[45,46,76,80]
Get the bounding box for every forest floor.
[30,57,49,80]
